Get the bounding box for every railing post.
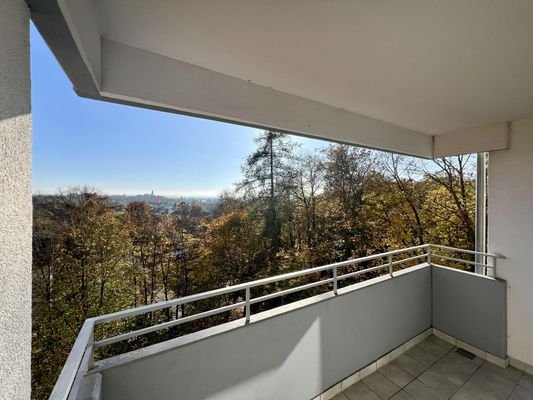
[388,254,393,277]
[333,266,338,295]
[245,287,251,324]
[492,257,497,278]
[427,246,431,265]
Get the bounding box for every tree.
[422,155,476,249]
[123,202,157,306]
[379,154,427,246]
[238,131,297,253]
[321,145,375,259]
[293,153,323,250]
[32,189,132,399]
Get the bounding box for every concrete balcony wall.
[432,265,507,358]
[98,265,432,400]
[489,119,533,367]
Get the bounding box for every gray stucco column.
[0,0,32,398]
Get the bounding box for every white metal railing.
[49,244,503,400]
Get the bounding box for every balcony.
[48,244,529,400]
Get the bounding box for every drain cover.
[456,348,476,359]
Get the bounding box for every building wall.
[489,119,533,366]
[0,0,32,398]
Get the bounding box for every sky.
[31,25,327,198]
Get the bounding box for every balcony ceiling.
[29,0,533,157]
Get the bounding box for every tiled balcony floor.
[333,335,533,400]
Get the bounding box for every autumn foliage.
[32,133,475,399]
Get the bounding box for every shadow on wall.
[100,266,432,400]
[101,309,322,400]
[0,6,30,122]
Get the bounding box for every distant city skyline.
[32,187,227,198]
[31,25,327,197]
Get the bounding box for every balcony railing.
[50,244,502,400]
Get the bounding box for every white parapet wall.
[431,265,507,359]
[489,118,533,368]
[0,0,32,399]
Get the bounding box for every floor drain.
[456,348,476,359]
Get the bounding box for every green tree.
[32,190,132,399]
[238,131,297,253]
[321,145,375,259]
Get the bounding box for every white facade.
[0,0,32,398]
[489,119,533,367]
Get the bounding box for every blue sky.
[31,25,326,197]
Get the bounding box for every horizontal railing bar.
[95,253,432,347]
[94,287,246,324]
[431,253,494,268]
[430,244,502,259]
[95,252,433,347]
[391,253,428,266]
[337,254,429,281]
[331,244,429,266]
[250,278,334,305]
[93,245,500,325]
[250,253,431,305]
[94,301,245,348]
[94,244,432,324]
[93,249,436,344]
[337,263,389,281]
[432,254,494,268]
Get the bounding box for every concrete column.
[488,119,533,370]
[0,0,32,398]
